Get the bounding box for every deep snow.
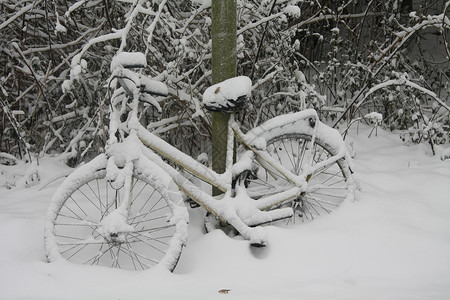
[0,125,449,300]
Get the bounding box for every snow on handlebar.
[110,52,168,110]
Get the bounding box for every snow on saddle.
[203,76,252,113]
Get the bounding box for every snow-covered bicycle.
[44,52,355,271]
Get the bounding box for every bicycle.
[44,52,355,271]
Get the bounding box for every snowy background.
[0,124,449,300]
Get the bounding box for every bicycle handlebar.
[116,74,168,98]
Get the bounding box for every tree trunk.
[211,0,237,196]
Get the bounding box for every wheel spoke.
[123,241,149,270]
[76,185,102,213]
[84,244,115,266]
[67,196,89,218]
[122,241,159,264]
[127,232,167,254]
[129,204,169,223]
[308,190,346,199]
[136,223,175,233]
[66,243,90,260]
[304,196,333,214]
[85,180,106,215]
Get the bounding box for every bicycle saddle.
[203,76,252,113]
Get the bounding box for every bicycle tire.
[45,154,187,271]
[240,131,353,224]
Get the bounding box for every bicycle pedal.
[185,198,200,208]
[250,242,266,248]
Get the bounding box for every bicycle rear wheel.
[45,155,187,271]
[242,133,353,224]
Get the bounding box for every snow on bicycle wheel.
[45,156,186,271]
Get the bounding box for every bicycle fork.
[100,160,135,244]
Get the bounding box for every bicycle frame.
[139,122,292,209]
[107,66,350,244]
[134,108,344,225]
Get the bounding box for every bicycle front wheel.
[242,133,353,224]
[45,154,187,271]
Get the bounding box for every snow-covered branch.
[357,77,450,113]
[0,0,44,31]
[371,12,450,73]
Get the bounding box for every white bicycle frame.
[107,69,348,245]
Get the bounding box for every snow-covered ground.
[0,125,449,300]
